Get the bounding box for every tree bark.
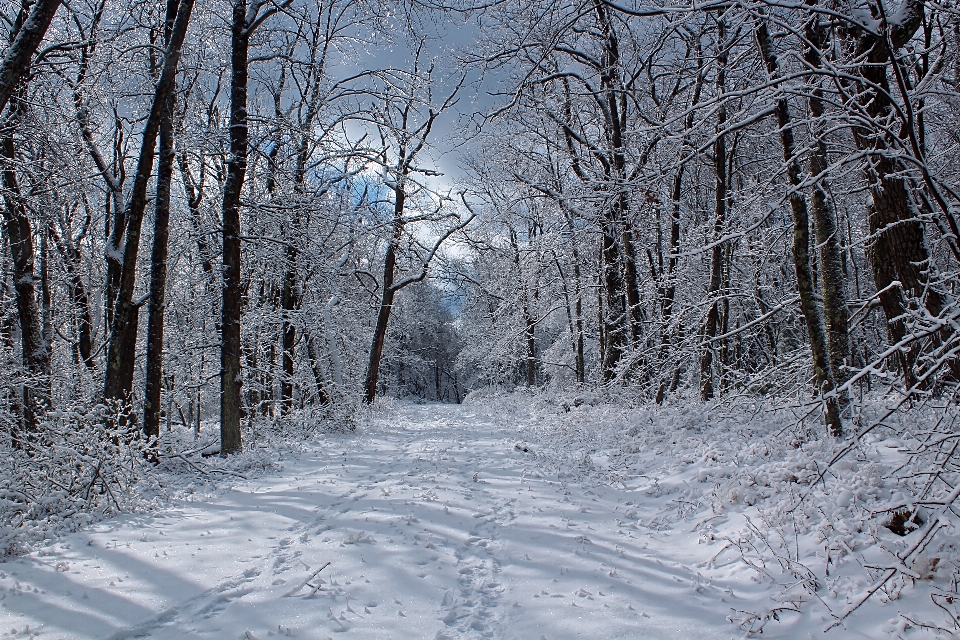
[756,17,842,436]
[0,0,61,438]
[657,51,703,403]
[0,130,49,438]
[600,228,626,381]
[700,17,728,401]
[847,0,932,390]
[49,224,94,370]
[363,190,404,404]
[621,224,642,345]
[220,0,248,454]
[0,0,62,118]
[555,252,584,384]
[103,0,195,405]
[177,150,217,286]
[280,244,299,414]
[804,7,851,389]
[305,334,329,405]
[596,0,637,367]
[510,228,537,387]
[143,0,179,440]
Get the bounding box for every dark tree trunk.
[596,267,605,372]
[363,190,404,405]
[220,0,248,454]
[49,226,94,370]
[569,238,585,384]
[278,69,321,413]
[555,252,584,384]
[305,334,329,405]
[700,17,728,401]
[657,54,703,404]
[177,150,216,286]
[143,0,178,439]
[621,224,642,345]
[524,311,537,387]
[103,0,194,405]
[656,169,685,405]
[0,0,62,117]
[0,132,49,438]
[847,0,932,390]
[718,243,731,394]
[280,246,298,414]
[601,3,636,364]
[756,17,842,436]
[600,228,626,381]
[0,0,61,438]
[804,7,851,389]
[39,226,50,381]
[0,250,21,421]
[511,228,536,387]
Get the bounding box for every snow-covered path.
[0,403,742,639]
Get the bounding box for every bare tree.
[755,13,842,435]
[360,55,471,403]
[102,0,196,407]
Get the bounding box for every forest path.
[0,402,740,639]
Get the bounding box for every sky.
[337,6,507,195]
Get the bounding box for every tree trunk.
[804,7,851,389]
[621,224,643,345]
[305,334,329,405]
[657,54,703,404]
[756,16,842,436]
[143,1,178,439]
[847,0,932,390]
[177,150,217,286]
[49,225,94,371]
[0,0,62,117]
[718,243,731,394]
[278,68,321,413]
[700,17,728,402]
[39,225,50,383]
[600,227,626,381]
[0,248,22,427]
[0,0,61,438]
[656,169,685,405]
[555,253,584,384]
[524,309,537,387]
[0,131,48,438]
[103,0,195,405]
[363,191,404,405]
[280,246,298,414]
[220,0,248,454]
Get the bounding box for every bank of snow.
[0,396,957,639]
[510,391,960,638]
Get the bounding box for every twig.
[825,515,945,631]
[284,561,331,596]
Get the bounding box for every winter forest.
[3,0,960,636]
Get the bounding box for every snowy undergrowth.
[0,402,353,558]
[476,390,960,637]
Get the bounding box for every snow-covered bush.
[0,402,152,556]
[494,390,960,634]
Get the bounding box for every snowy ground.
[0,399,954,639]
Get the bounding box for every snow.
[0,399,956,638]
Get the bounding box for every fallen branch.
[284,561,331,597]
